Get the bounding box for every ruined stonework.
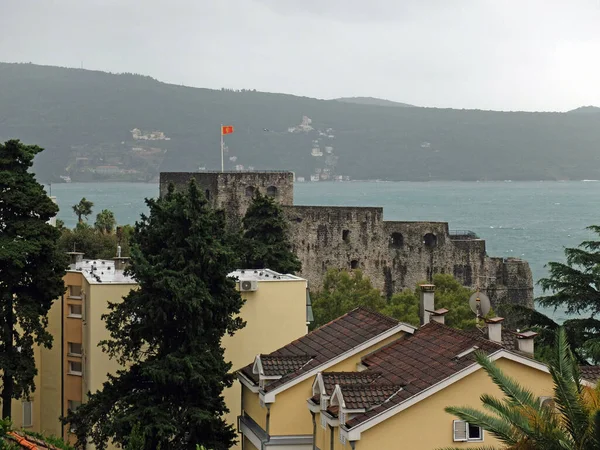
[160,172,534,310]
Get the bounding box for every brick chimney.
[516,330,537,357]
[485,317,504,343]
[419,284,435,326]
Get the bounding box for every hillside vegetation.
[1,62,599,182]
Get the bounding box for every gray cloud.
[0,0,599,111]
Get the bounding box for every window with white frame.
[339,428,347,445]
[22,401,32,427]
[68,304,82,318]
[68,342,83,356]
[68,360,83,376]
[453,420,483,442]
[321,414,327,429]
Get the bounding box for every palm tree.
[72,197,94,223]
[440,328,600,450]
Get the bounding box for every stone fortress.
[160,171,534,311]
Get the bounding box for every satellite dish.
[469,292,491,317]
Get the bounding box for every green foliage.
[0,140,68,419]
[440,328,600,450]
[310,269,385,329]
[58,223,121,259]
[383,274,477,329]
[72,197,93,223]
[241,191,301,274]
[94,209,116,234]
[510,226,600,363]
[3,63,600,183]
[64,179,245,450]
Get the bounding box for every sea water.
[48,180,600,322]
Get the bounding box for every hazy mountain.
[567,105,600,114]
[335,97,414,108]
[1,62,600,183]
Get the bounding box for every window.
[68,360,83,376]
[321,414,327,429]
[423,233,438,248]
[453,420,483,442]
[68,342,83,357]
[68,304,82,318]
[342,229,350,242]
[245,186,255,197]
[67,400,82,412]
[205,189,211,200]
[68,285,82,299]
[22,401,32,427]
[390,232,404,248]
[266,186,278,197]
[339,428,347,445]
[350,260,359,270]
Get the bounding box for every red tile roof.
[340,384,403,411]
[239,307,403,392]
[5,431,57,449]
[343,321,503,429]
[261,354,315,376]
[580,366,600,384]
[311,372,383,403]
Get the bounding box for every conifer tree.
[241,191,301,274]
[0,139,67,419]
[65,180,244,450]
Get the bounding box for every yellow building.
[238,286,597,450]
[9,254,310,449]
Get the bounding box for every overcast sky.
[1,0,599,111]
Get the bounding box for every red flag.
[222,125,234,135]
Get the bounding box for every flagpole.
[220,123,224,172]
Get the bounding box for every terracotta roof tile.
[341,384,403,410]
[260,354,314,376]
[239,307,402,391]
[344,321,503,429]
[5,431,57,449]
[580,366,600,384]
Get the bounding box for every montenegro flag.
[221,125,234,135]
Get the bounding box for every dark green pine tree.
[0,140,67,419]
[65,180,245,450]
[241,191,301,274]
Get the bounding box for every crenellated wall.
[160,172,534,310]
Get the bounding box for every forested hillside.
[1,62,599,182]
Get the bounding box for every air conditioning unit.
[240,280,258,292]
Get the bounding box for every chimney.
[516,330,537,357]
[419,284,435,326]
[66,251,84,268]
[485,317,504,343]
[431,308,449,325]
[113,257,131,272]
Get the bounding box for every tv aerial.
[469,291,491,324]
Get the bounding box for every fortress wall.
[160,172,534,309]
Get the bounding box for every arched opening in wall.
[266,186,278,198]
[423,233,437,248]
[245,186,255,197]
[205,189,211,200]
[350,260,359,270]
[342,229,350,242]
[390,232,404,248]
